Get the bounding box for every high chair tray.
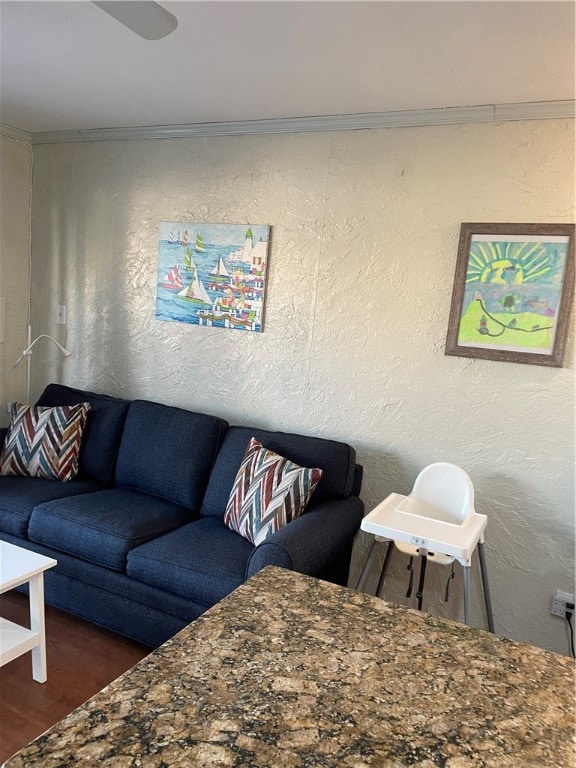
[361,493,487,561]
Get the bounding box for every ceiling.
[0,0,575,135]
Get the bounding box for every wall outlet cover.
[551,590,575,618]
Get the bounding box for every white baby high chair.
[355,462,495,632]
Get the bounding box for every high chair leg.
[478,541,495,633]
[355,539,378,592]
[375,541,394,599]
[463,565,471,625]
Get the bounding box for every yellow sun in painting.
[465,241,552,285]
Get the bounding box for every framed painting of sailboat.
[156,223,271,332]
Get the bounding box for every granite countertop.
[5,566,575,767]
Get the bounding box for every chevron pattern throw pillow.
[0,402,90,482]
[224,437,323,546]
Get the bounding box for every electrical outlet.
[551,590,574,618]
[56,304,66,325]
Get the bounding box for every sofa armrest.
[0,427,7,450]
[246,496,364,580]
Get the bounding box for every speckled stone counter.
[4,567,575,767]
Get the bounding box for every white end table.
[0,540,57,683]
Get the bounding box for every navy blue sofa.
[0,384,363,647]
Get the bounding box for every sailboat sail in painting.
[156,222,271,332]
[213,256,229,277]
[176,268,212,307]
[159,264,184,291]
[183,247,193,271]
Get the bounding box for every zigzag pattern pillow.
[0,402,90,482]
[224,437,323,546]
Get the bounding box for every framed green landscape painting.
[445,223,574,367]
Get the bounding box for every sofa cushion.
[127,517,254,606]
[115,400,228,509]
[36,384,130,485]
[0,476,103,538]
[224,437,323,546]
[0,531,208,647]
[201,427,356,518]
[28,489,199,571]
[1,402,90,482]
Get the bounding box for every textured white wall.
[30,120,575,653]
[0,135,32,420]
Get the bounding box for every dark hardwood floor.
[0,591,149,764]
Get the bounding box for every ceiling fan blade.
[92,1,178,41]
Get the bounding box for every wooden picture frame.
[445,223,574,367]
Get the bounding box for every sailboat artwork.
[175,255,211,308]
[156,222,271,332]
[159,264,184,291]
[183,247,193,272]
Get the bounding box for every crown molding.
[0,123,32,143]
[17,100,576,145]
[494,100,575,121]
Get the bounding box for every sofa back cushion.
[36,384,130,485]
[115,400,228,509]
[201,427,356,518]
